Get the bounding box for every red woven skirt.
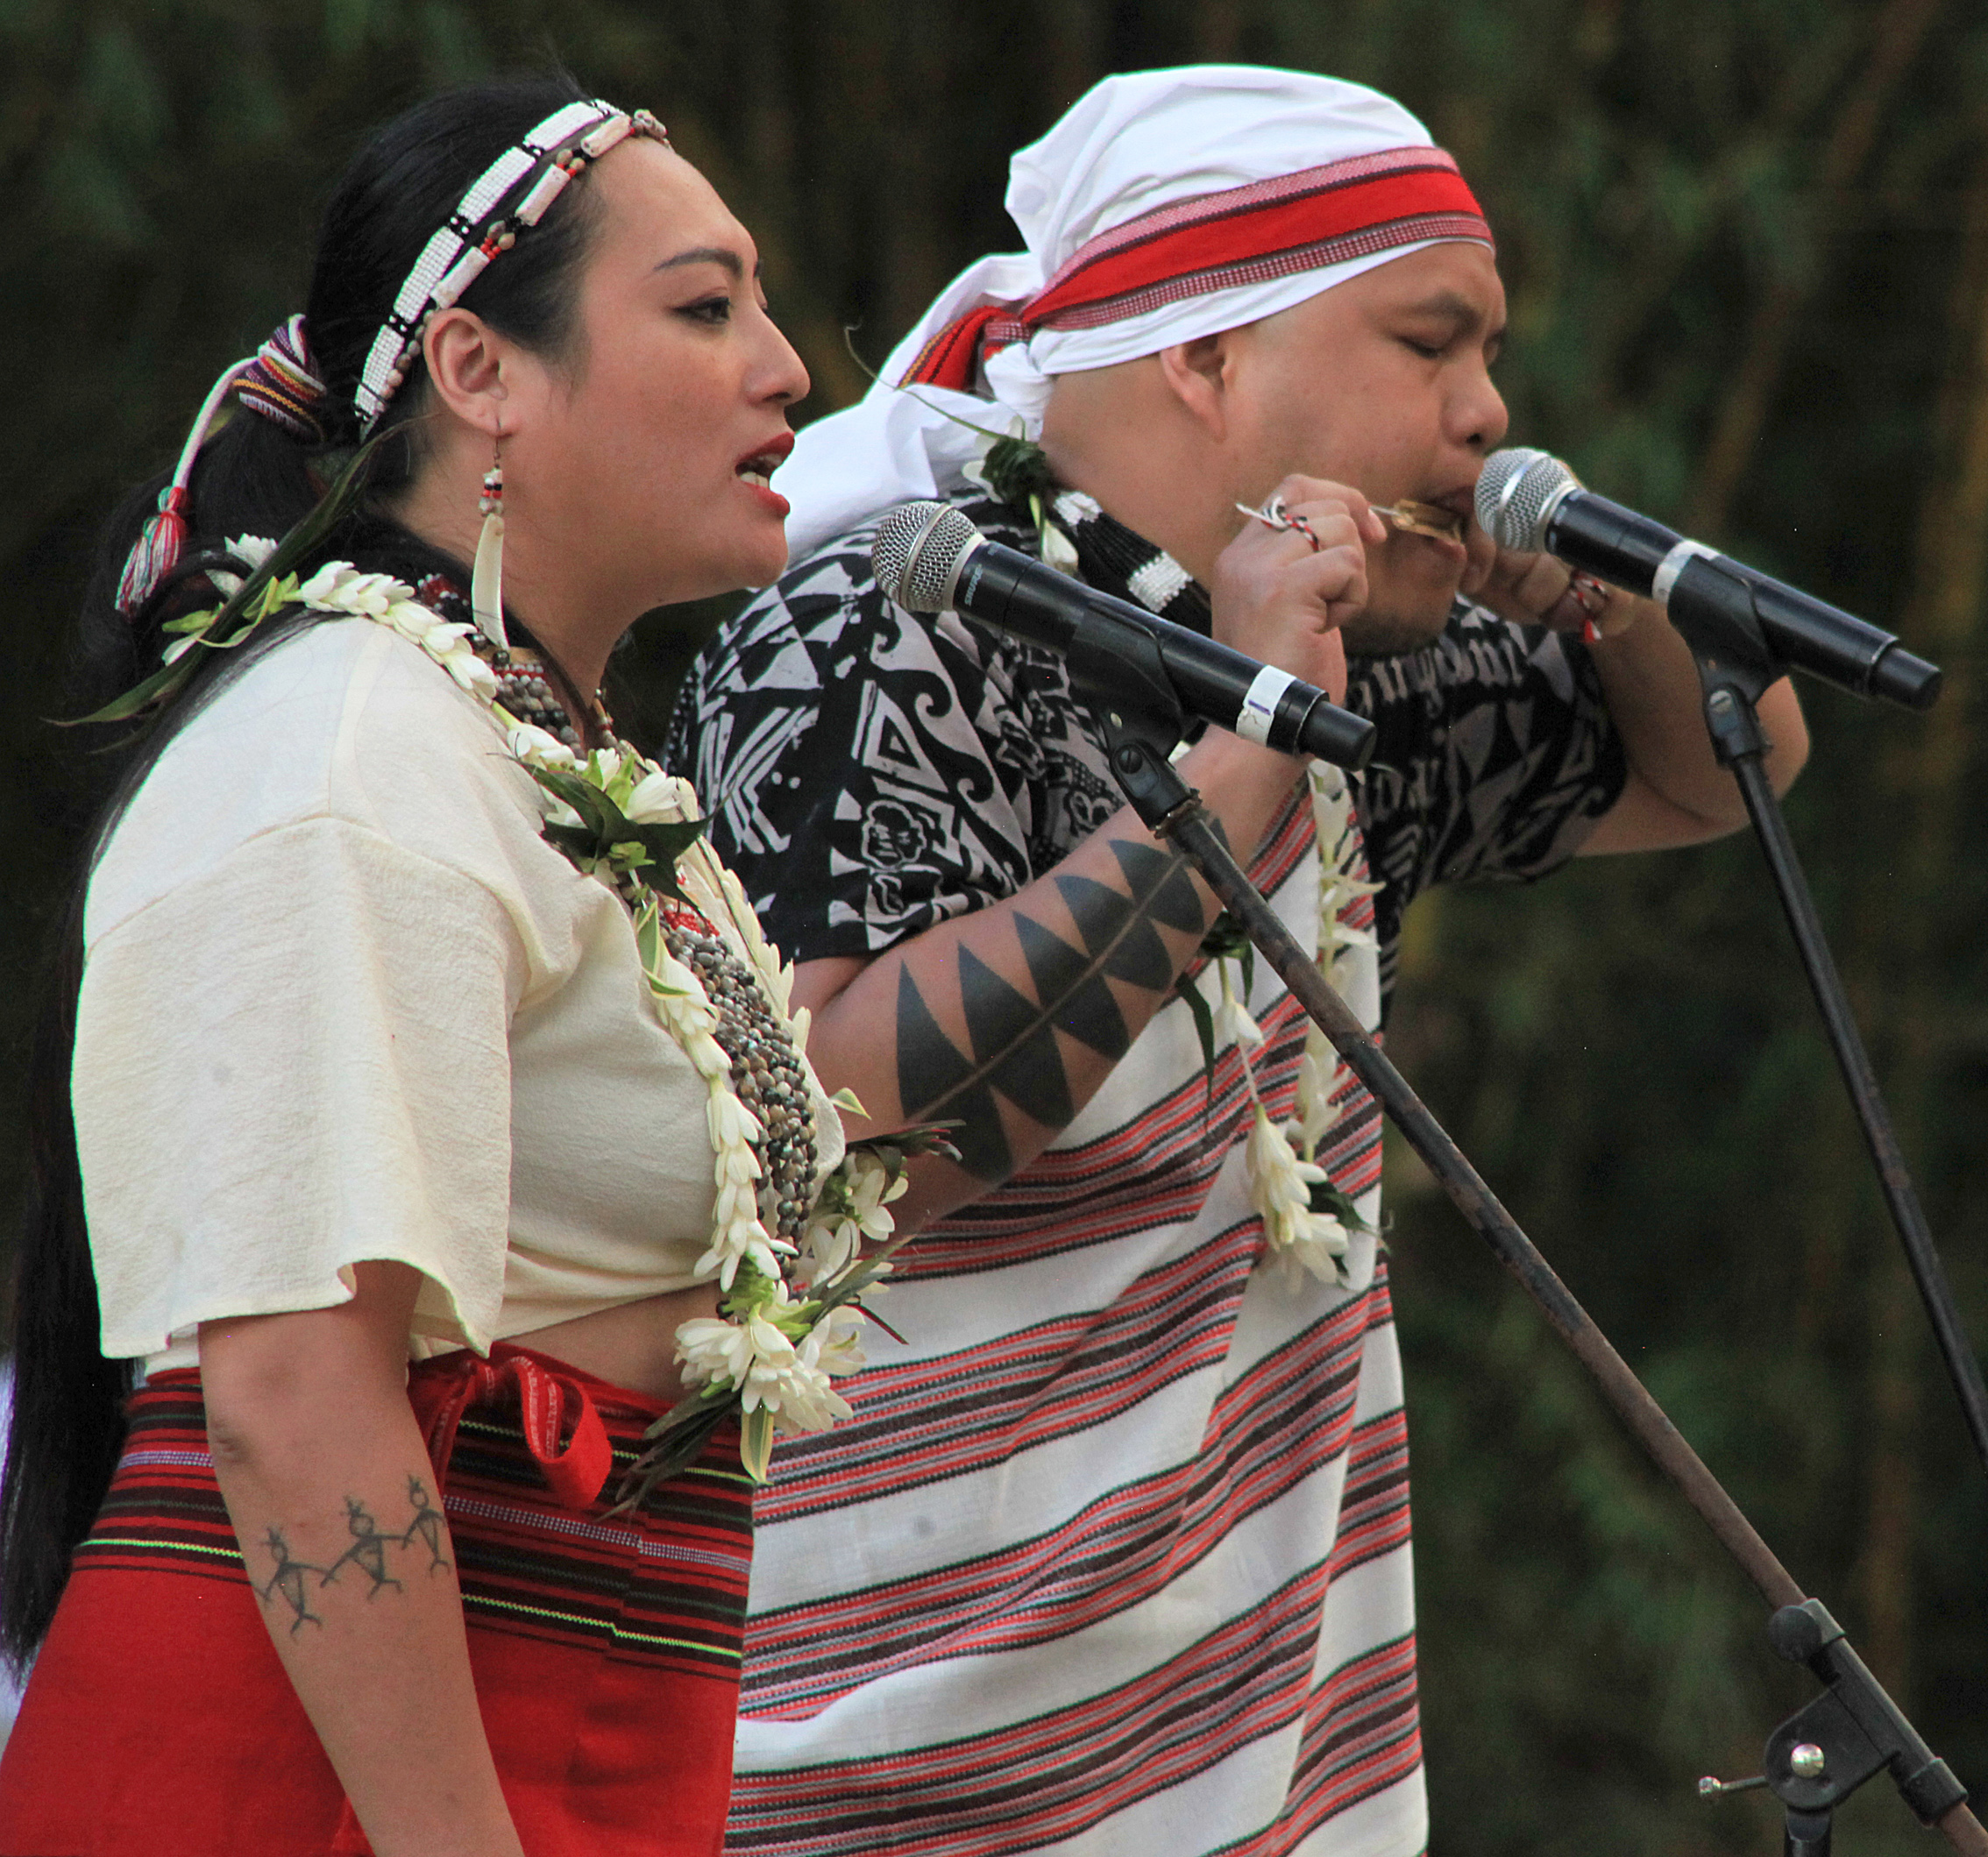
[0,1343,752,1856]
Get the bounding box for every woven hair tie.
[236,315,330,445]
[114,315,325,615]
[113,351,249,615]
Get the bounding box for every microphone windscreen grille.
[1475,447,1576,551]
[871,500,983,613]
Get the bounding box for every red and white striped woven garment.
[725,781,1423,1857]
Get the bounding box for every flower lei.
[1202,765,1381,1291]
[145,534,949,1499]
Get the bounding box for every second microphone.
[870,501,1376,772]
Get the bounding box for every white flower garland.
[221,542,906,1480]
[1194,762,1382,1291]
[224,521,1387,1421]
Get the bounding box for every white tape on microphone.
[1652,538,1720,607]
[1238,664,1299,746]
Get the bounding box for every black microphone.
[870,501,1375,770]
[1475,448,1942,712]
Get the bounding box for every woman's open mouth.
[735,431,795,491]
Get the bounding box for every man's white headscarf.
[779,64,1493,557]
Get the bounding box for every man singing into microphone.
[667,65,1806,1857]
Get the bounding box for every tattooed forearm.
[252,1478,451,1634]
[897,836,1209,1179]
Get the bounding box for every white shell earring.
[471,441,508,652]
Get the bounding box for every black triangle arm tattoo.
[894,835,1210,1180]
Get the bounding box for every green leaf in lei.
[601,1395,731,1519]
[525,762,707,902]
[739,1408,776,1484]
[1309,1176,1374,1237]
[843,1122,963,1173]
[1176,975,1219,1115]
[1173,911,1257,1109]
[973,432,1074,563]
[977,433,1059,511]
[69,429,393,726]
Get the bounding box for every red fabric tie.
[408,1346,615,1510]
[901,302,1025,393]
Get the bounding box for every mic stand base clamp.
[1755,1598,1969,1853]
[1085,694,1986,1857]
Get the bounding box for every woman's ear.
[421,308,510,439]
[1155,330,1237,442]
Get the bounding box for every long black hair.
[1,71,620,1671]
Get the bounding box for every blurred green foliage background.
[3,2,1985,1850]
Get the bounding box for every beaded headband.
[355,99,670,431]
[114,98,667,616]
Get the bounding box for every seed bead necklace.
[417,575,596,748]
[129,538,957,1492]
[417,575,825,1237]
[661,904,821,1251]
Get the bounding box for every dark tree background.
[3,4,1984,1851]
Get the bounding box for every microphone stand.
[1063,602,1985,1855]
[1659,567,1988,1480]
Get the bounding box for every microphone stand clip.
[1743,1599,1970,1855]
[1043,580,1197,820]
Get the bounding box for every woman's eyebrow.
[654,245,759,277]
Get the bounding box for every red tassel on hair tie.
[114,486,194,614]
[112,350,259,617]
[117,315,334,617]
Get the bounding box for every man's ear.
[422,308,511,439]
[1155,330,1237,441]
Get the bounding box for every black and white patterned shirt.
[665,487,1627,1014]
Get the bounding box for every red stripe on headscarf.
[898,145,1489,393]
[1027,165,1487,327]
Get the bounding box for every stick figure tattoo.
[253,1480,447,1630]
[258,1527,327,1634]
[319,1497,404,1599]
[401,1476,451,1574]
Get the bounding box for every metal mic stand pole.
[1663,576,1988,1481]
[1077,649,1985,1853]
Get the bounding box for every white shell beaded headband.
[114,98,668,616]
[356,98,670,429]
